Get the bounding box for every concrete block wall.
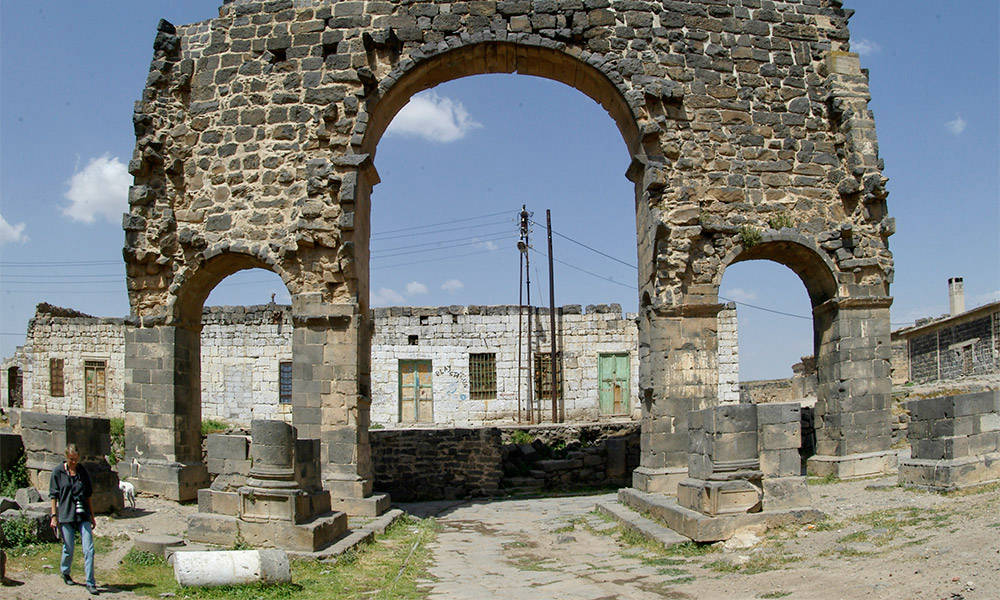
[900,391,1000,490]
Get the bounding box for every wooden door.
[399,360,433,423]
[84,360,107,414]
[598,353,629,415]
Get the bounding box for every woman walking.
[49,444,98,595]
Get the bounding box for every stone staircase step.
[595,500,689,548]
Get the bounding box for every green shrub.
[509,430,534,445]
[0,453,29,498]
[1,514,38,548]
[768,213,794,230]
[107,417,125,466]
[739,225,762,248]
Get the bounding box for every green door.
[399,360,433,423]
[598,353,629,415]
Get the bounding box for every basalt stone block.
[677,478,762,516]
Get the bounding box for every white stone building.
[2,302,739,428]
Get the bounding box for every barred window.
[50,358,65,397]
[279,361,293,404]
[533,352,562,400]
[469,353,497,400]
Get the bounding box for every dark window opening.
[408,335,419,346]
[279,361,293,404]
[50,358,65,397]
[469,353,497,400]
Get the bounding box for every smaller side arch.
[169,249,294,328]
[714,232,840,309]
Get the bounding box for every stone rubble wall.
[370,421,639,501]
[899,390,1000,490]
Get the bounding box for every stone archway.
[124,0,894,503]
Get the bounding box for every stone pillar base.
[632,466,687,496]
[126,459,209,502]
[331,492,391,517]
[806,450,897,480]
[898,453,1000,491]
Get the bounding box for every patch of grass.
[666,575,695,584]
[806,473,838,485]
[201,419,229,435]
[808,518,844,532]
[552,523,575,534]
[509,555,559,572]
[109,515,440,600]
[368,422,385,430]
[759,592,792,599]
[656,566,687,576]
[122,548,164,567]
[942,481,1000,497]
[705,553,802,575]
[661,541,719,558]
[0,452,29,498]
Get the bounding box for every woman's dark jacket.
[48,462,93,523]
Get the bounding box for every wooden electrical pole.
[546,209,558,423]
[520,206,534,423]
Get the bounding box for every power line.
[373,234,516,260]
[528,246,634,290]
[371,209,515,237]
[535,221,815,320]
[531,219,638,271]
[372,230,513,254]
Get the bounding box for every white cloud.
[971,289,1000,307]
[63,154,131,223]
[724,288,758,303]
[945,114,967,135]
[372,287,405,306]
[479,240,499,251]
[386,91,482,143]
[0,212,28,245]
[405,281,429,295]
[852,38,881,56]
[441,279,464,293]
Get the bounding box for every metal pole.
[517,247,523,423]
[521,206,534,424]
[546,210,558,423]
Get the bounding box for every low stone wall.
[370,422,639,502]
[899,390,1000,490]
[20,411,122,513]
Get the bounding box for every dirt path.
[405,478,1000,600]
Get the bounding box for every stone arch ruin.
[123,0,895,505]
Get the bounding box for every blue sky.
[1,1,997,381]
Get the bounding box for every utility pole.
[518,206,534,423]
[546,210,558,423]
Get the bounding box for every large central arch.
[123,0,896,505]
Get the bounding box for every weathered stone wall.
[899,390,1000,490]
[371,427,504,501]
[371,304,641,425]
[370,422,639,501]
[20,411,123,514]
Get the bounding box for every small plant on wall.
[738,225,762,248]
[768,212,794,230]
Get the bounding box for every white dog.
[119,480,136,510]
